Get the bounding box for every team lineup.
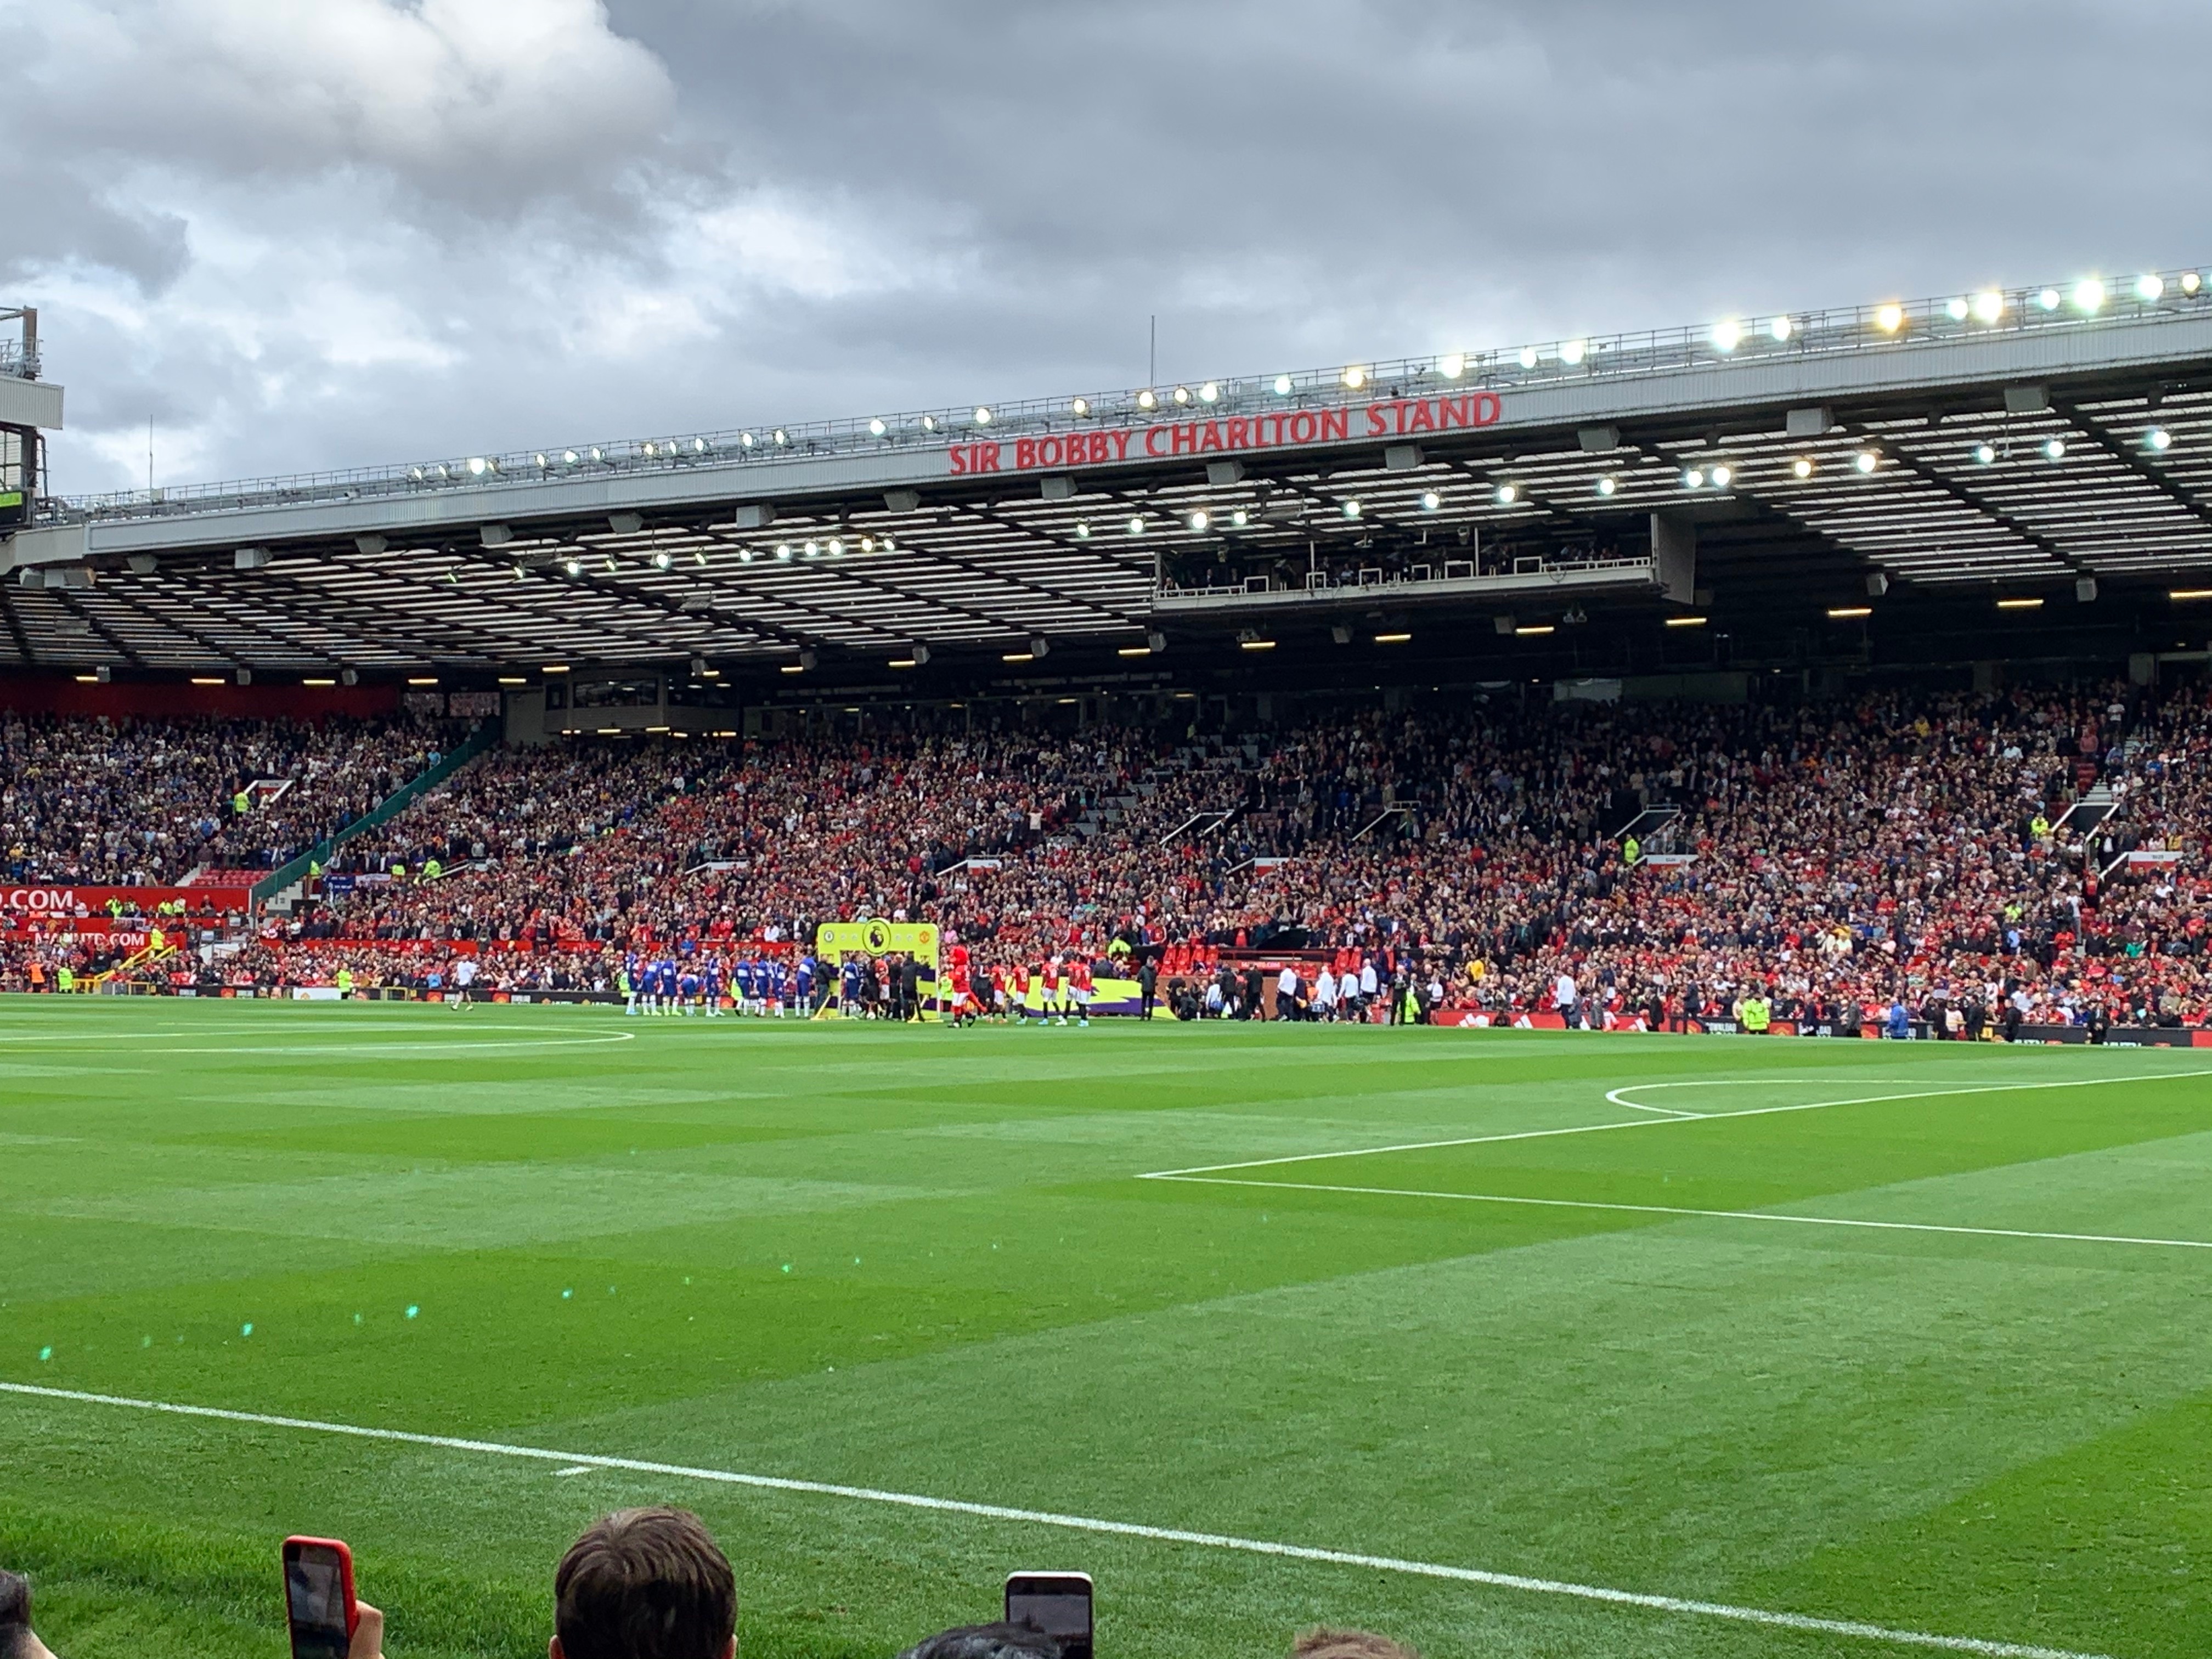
[611,944,1108,1024]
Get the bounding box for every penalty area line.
[1138,1068,2212,1180]
[1144,1175,2212,1253]
[0,1382,2103,1659]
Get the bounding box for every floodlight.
[1438,352,1465,379]
[775,543,793,561]
[1971,290,2004,324]
[1496,482,1519,504]
[1199,381,1219,402]
[466,456,487,475]
[642,443,657,457]
[2044,438,2067,461]
[2136,273,2165,301]
[2037,288,2061,311]
[973,406,991,425]
[1560,339,1587,365]
[2183,273,2203,295]
[1945,297,1969,321]
[827,537,845,556]
[2147,427,2173,452]
[1137,389,1158,410]
[1126,515,1146,535]
[1188,510,1210,531]
[1974,443,1997,464]
[1873,303,1904,333]
[2073,278,2105,313]
[1682,468,1706,489]
[1517,346,1540,369]
[773,428,789,444]
[1711,318,1742,352]
[562,449,579,464]
[868,417,887,436]
[1709,464,1733,488]
[1769,315,1794,341]
[1854,450,1880,473]
[1272,374,1293,395]
[1596,475,1617,496]
[738,433,755,448]
[1173,386,1191,404]
[1419,490,1442,510]
[1070,397,1090,415]
[534,452,548,467]
[1074,521,1091,539]
[564,558,583,576]
[921,415,937,431]
[1341,499,1362,520]
[1230,508,1249,527]
[652,551,672,569]
[1791,457,1814,478]
[1342,365,1367,388]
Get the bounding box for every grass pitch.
[2,1001,2209,1659]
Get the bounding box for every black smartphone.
[1005,1570,1092,1659]
[282,1536,358,1659]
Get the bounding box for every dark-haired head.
[896,1622,1062,1659]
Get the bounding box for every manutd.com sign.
[947,393,1504,476]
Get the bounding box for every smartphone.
[1005,1570,1092,1659]
[282,1536,358,1659]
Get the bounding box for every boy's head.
[0,1571,55,1659]
[551,1508,736,1659]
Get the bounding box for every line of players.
[616,948,1104,1025]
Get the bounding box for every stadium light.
[534,452,548,468]
[921,416,937,432]
[1341,365,1367,389]
[2073,278,2105,313]
[888,657,918,669]
[1665,615,1707,627]
[780,664,805,674]
[542,664,569,673]
[1517,346,1539,369]
[1495,483,1518,505]
[1341,499,1362,519]
[1974,443,1997,464]
[498,676,526,686]
[408,676,438,686]
[1997,597,2045,609]
[1199,382,1219,403]
[1944,297,1969,321]
[1070,397,1090,415]
[973,406,991,425]
[1419,490,1442,511]
[1374,631,1411,644]
[2147,427,2174,452]
[1513,624,1555,636]
[1001,650,1034,663]
[652,551,672,570]
[2136,274,2165,301]
[774,428,789,444]
[564,558,583,575]
[1827,606,1872,619]
[1711,318,1742,352]
[1972,290,2004,324]
[1873,303,1904,334]
[739,433,755,448]
[1596,475,1617,496]
[2170,588,2212,600]
[1769,315,1794,341]
[2044,438,2067,461]
[1138,390,1158,410]
[2037,288,2061,311]
[1116,644,1153,657]
[1438,353,1465,379]
[1559,339,1587,366]
[190,676,223,685]
[1854,450,1880,473]
[1681,468,1706,489]
[868,418,887,436]
[1189,510,1210,531]
[1709,464,1734,488]
[2183,272,2204,295]
[775,543,793,561]
[1791,457,1815,478]
[1239,637,1277,650]
[562,449,579,465]
[1272,375,1293,396]
[827,537,845,556]
[802,540,820,558]
[1126,515,1146,535]
[1173,386,1192,405]
[466,456,488,475]
[1074,521,1091,539]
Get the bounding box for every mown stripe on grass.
[0,1381,2105,1659]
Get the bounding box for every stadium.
[6,70,2212,1659]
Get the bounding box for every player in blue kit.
[840,955,862,1017]
[703,956,725,1017]
[677,963,700,1014]
[795,953,815,1017]
[656,958,679,1014]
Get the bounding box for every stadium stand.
[13,674,2197,1032]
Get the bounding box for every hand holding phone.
[1005,1571,1092,1659]
[282,1537,361,1659]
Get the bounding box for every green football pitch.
[3,1000,2210,1659]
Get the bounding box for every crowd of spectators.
[5,677,2210,1031]
[0,712,458,884]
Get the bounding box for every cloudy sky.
[8,0,2210,497]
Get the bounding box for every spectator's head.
[896,1623,1062,1659]
[1291,1630,1418,1659]
[0,1570,54,1659]
[550,1508,736,1659]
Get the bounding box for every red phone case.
[283,1536,359,1638]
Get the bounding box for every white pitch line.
[1145,1175,2212,1254]
[0,1382,2102,1659]
[1137,1068,2212,1180]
